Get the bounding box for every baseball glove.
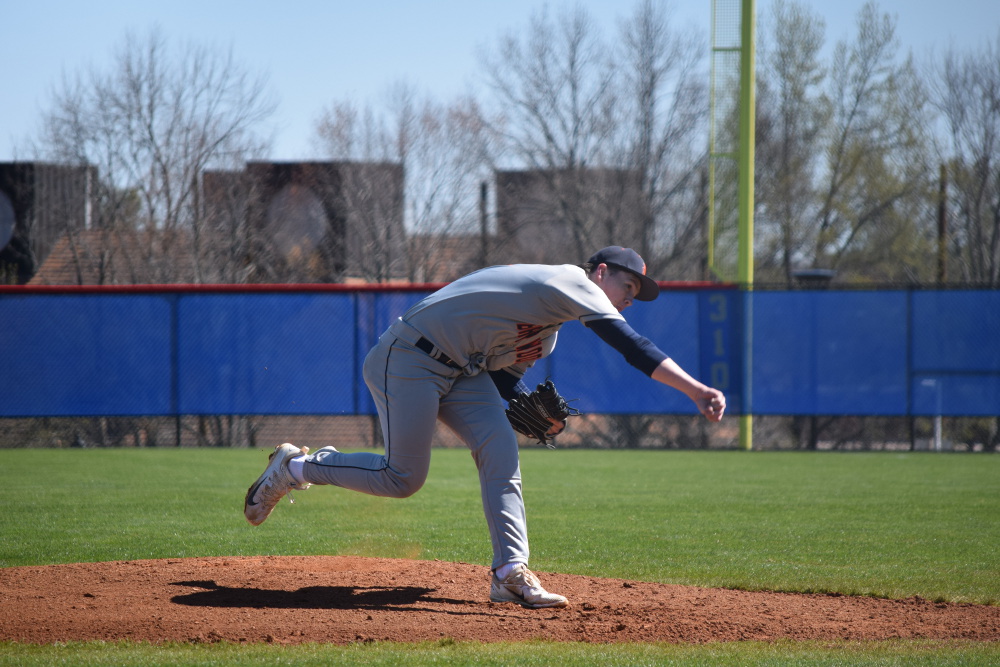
[505,380,581,449]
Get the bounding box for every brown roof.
[29,228,197,285]
[406,233,490,282]
[30,229,492,286]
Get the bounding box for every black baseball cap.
[587,246,660,301]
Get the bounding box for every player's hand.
[545,418,567,437]
[695,388,726,422]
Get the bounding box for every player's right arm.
[650,357,726,422]
[584,318,667,376]
[586,318,725,422]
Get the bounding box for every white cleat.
[489,564,569,609]
[244,443,310,526]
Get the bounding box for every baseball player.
[245,246,726,608]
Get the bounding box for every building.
[203,161,407,283]
[25,160,407,285]
[494,168,647,266]
[0,162,95,284]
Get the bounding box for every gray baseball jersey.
[403,263,625,377]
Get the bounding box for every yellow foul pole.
[738,0,755,450]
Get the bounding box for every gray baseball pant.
[301,327,529,570]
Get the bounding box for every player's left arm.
[489,368,530,401]
[493,368,576,442]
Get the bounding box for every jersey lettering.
[516,323,545,341]
[516,337,543,363]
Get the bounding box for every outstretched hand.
[650,357,726,423]
[694,388,726,422]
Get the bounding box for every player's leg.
[437,373,567,608]
[299,332,450,498]
[437,371,526,567]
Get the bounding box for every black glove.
[505,380,581,449]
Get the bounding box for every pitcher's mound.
[1,556,997,644]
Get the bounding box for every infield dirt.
[1,555,997,645]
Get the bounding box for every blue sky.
[1,0,996,162]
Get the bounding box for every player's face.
[595,265,640,312]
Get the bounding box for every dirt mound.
[1,556,997,645]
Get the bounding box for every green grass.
[1,638,998,666]
[1,448,998,665]
[530,450,1000,603]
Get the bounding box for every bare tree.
[754,0,830,284]
[933,34,1000,286]
[615,0,708,277]
[38,27,275,284]
[479,2,707,275]
[812,2,935,278]
[483,5,616,172]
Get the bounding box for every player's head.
[583,246,660,303]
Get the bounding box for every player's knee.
[391,485,420,499]
[384,470,426,498]
[387,481,422,499]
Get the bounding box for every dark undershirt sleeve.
[585,318,669,377]
[489,369,531,401]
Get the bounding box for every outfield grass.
[1,447,998,665]
[1,638,998,666]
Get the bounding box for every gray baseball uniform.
[300,263,624,570]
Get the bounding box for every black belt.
[415,337,462,369]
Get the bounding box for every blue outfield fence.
[0,285,997,418]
